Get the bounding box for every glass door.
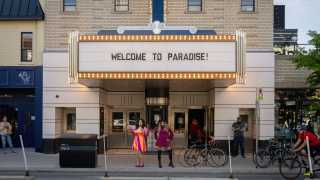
[109,110,143,148]
[126,112,141,147]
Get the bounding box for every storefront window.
[275,89,320,140]
[174,112,185,134]
[112,112,124,132]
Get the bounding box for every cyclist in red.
[293,124,320,156]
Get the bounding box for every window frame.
[187,0,203,12]
[114,0,130,12]
[240,0,255,12]
[63,0,76,12]
[21,32,33,62]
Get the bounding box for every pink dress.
[154,127,174,150]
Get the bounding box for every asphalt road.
[28,174,290,180]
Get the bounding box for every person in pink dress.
[154,120,174,168]
[129,119,149,167]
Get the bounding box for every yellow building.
[0,0,44,151]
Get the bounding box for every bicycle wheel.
[184,148,201,167]
[207,148,227,167]
[177,148,189,167]
[255,150,272,168]
[279,158,302,180]
[313,156,320,174]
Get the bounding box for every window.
[174,112,185,134]
[21,32,32,62]
[128,112,140,129]
[63,0,76,12]
[241,0,255,12]
[114,0,129,12]
[100,107,104,136]
[66,112,76,132]
[112,112,124,132]
[188,0,202,12]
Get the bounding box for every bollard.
[102,135,109,177]
[19,135,29,176]
[306,136,313,176]
[228,136,234,179]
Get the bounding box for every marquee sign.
[68,34,246,80]
[79,41,236,73]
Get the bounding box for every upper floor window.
[188,0,202,12]
[241,0,255,12]
[21,32,32,62]
[114,0,129,12]
[63,0,76,12]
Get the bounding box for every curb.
[0,176,34,180]
[0,168,280,176]
[100,178,238,180]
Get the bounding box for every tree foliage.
[293,31,320,87]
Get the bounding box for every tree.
[293,31,320,87]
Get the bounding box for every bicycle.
[279,151,320,179]
[183,137,227,167]
[253,139,293,168]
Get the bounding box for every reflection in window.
[174,112,185,133]
[241,0,255,12]
[66,113,76,131]
[128,112,140,129]
[63,0,76,11]
[112,112,124,132]
[114,0,129,12]
[188,0,202,12]
[21,33,32,62]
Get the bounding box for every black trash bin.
[59,134,97,168]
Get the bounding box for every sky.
[274,0,320,44]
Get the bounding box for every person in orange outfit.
[129,119,149,167]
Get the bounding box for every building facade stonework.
[42,0,274,153]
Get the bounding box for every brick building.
[41,0,274,153]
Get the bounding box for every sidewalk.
[0,148,279,176]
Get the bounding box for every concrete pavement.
[0,148,280,178]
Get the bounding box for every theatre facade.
[42,0,274,153]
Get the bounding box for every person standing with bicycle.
[232,117,246,158]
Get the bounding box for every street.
[0,173,291,180]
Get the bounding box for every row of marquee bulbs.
[78,35,237,41]
[78,72,237,79]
